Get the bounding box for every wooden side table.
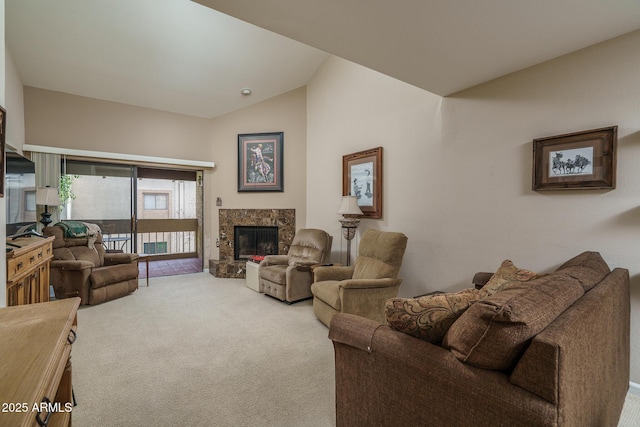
[139,254,150,287]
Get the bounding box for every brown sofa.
[44,224,139,305]
[329,252,630,426]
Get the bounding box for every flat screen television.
[5,150,37,236]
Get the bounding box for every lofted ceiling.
[5,0,329,119]
[7,0,640,119]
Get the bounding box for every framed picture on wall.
[343,147,382,218]
[237,132,284,192]
[0,105,6,198]
[532,126,617,191]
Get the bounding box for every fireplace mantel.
[210,209,295,278]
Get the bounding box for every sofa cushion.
[555,251,610,291]
[385,288,482,343]
[480,259,537,297]
[443,273,585,370]
[90,264,139,289]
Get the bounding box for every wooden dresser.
[5,236,55,306]
[0,298,80,427]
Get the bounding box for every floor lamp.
[338,196,363,266]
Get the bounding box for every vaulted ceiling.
[7,0,640,119]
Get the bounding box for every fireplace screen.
[234,226,279,260]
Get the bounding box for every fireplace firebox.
[234,226,279,260]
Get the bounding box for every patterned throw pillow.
[385,288,482,344]
[479,259,537,297]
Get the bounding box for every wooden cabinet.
[6,236,54,306]
[0,298,80,427]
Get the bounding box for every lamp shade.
[337,196,363,216]
[36,187,61,206]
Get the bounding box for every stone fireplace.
[209,209,295,278]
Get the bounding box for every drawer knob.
[67,329,77,344]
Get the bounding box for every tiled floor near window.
[138,257,202,279]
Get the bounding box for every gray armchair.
[259,228,333,303]
[311,229,408,326]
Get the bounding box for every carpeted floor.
[71,273,335,427]
[619,393,640,427]
[70,272,640,426]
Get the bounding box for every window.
[25,191,36,212]
[144,193,168,210]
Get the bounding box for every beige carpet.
[619,393,640,427]
[71,272,640,426]
[71,273,335,426]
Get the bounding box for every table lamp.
[36,186,61,228]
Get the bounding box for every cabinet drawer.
[7,245,50,281]
[7,252,35,280]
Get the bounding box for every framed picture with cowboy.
[238,132,284,192]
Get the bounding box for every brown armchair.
[43,223,139,305]
[259,228,333,303]
[311,229,408,326]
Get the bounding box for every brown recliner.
[259,228,333,303]
[43,223,139,305]
[311,229,408,326]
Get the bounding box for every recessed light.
[241,88,252,96]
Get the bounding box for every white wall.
[5,47,24,153]
[2,46,27,307]
[208,87,308,260]
[307,30,640,382]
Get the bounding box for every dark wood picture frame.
[0,106,5,198]
[237,132,284,192]
[533,126,617,191]
[343,147,382,219]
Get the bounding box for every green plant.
[59,174,80,206]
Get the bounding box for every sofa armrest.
[329,313,554,426]
[339,277,401,289]
[259,255,289,267]
[50,259,94,270]
[314,265,355,282]
[104,252,138,266]
[49,260,93,303]
[291,260,319,271]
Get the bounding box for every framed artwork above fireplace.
[238,132,284,192]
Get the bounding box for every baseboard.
[629,381,640,396]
